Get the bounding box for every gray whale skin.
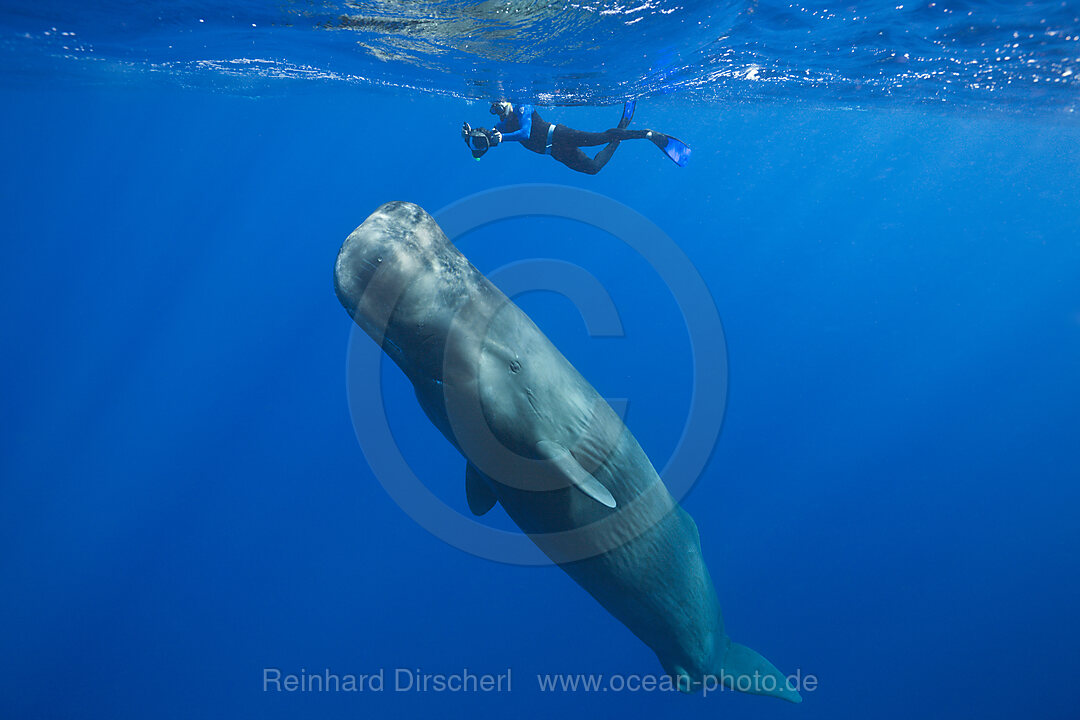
[334,201,801,703]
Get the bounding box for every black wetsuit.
[495,104,651,175]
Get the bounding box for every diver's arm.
[495,105,533,142]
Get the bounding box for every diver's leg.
[560,126,653,148]
[551,145,603,175]
[554,126,654,151]
[556,126,610,148]
[589,141,621,172]
[608,128,651,141]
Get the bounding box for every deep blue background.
[2,82,1079,719]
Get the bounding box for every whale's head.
[333,201,449,322]
[333,201,478,378]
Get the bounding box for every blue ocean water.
[2,2,1079,719]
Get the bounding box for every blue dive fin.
[650,132,691,167]
[618,100,636,129]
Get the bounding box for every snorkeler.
[461,100,690,174]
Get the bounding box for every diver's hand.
[490,130,502,145]
[461,121,471,139]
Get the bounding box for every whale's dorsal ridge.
[465,463,498,516]
[535,440,617,509]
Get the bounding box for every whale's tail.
[713,637,803,703]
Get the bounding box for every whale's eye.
[508,360,522,374]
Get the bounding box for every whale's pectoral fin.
[465,463,498,516]
[535,440,616,509]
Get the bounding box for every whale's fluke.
[715,638,803,703]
